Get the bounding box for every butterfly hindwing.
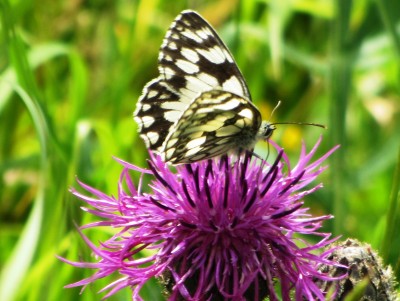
[162,90,262,164]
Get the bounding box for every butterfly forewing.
[162,90,262,164]
[134,10,266,164]
[159,10,251,101]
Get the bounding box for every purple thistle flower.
[61,137,343,300]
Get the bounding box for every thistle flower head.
[62,137,343,300]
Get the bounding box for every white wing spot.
[181,47,200,62]
[141,104,151,111]
[166,138,178,148]
[239,108,253,119]
[214,98,241,111]
[180,18,191,26]
[159,93,172,100]
[168,42,178,50]
[195,107,216,115]
[222,76,244,97]
[164,148,176,161]
[181,29,203,43]
[196,29,210,39]
[163,55,173,62]
[163,67,176,80]
[186,136,207,149]
[176,59,200,74]
[164,110,182,122]
[235,119,245,128]
[161,101,188,112]
[185,146,203,157]
[223,49,234,63]
[165,28,173,39]
[141,116,155,128]
[198,46,225,64]
[204,119,225,128]
[147,90,158,98]
[197,72,219,87]
[147,132,160,144]
[184,75,215,93]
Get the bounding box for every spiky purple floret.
[61,137,344,300]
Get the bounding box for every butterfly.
[134,10,277,164]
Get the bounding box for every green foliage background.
[1,0,399,300]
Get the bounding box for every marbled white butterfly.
[134,10,313,164]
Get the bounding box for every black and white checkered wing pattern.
[162,90,262,164]
[134,10,252,154]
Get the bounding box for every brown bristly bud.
[315,238,399,301]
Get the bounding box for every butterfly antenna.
[268,100,326,129]
[269,100,281,121]
[267,101,326,132]
[271,121,327,129]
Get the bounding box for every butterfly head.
[258,121,276,141]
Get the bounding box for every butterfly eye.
[258,122,276,140]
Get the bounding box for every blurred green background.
[1,0,399,300]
